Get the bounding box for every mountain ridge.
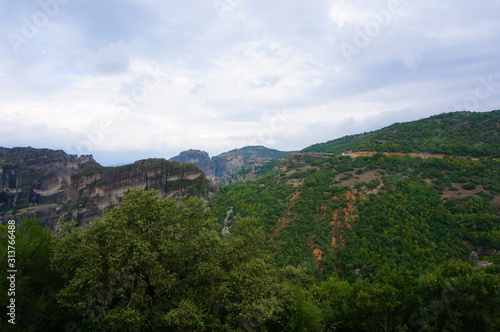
[1,109,498,229]
[0,149,217,228]
[302,110,500,157]
[209,109,499,279]
[170,145,294,184]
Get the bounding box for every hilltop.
[303,110,500,157]
[170,145,293,184]
[210,110,500,278]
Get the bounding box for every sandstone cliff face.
[0,147,96,210]
[211,146,292,184]
[169,149,216,181]
[170,146,292,185]
[0,148,217,229]
[67,159,217,224]
[1,145,289,227]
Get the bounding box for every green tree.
[411,260,500,332]
[1,218,68,331]
[316,267,416,331]
[52,190,289,331]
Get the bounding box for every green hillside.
[303,110,500,157]
[2,110,499,331]
[237,145,292,159]
[205,110,500,330]
[211,153,500,277]
[207,148,500,330]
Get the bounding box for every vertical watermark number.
[6,220,17,325]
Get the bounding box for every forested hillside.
[211,153,500,278]
[1,110,499,331]
[207,110,500,330]
[303,110,500,157]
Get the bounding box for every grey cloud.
[251,75,281,88]
[0,0,499,165]
[87,42,130,74]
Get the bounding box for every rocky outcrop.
[211,146,292,184]
[67,159,217,224]
[468,247,499,260]
[169,149,215,181]
[468,251,480,261]
[473,261,493,270]
[0,147,97,210]
[2,145,290,227]
[1,148,218,229]
[171,146,293,185]
[221,206,234,237]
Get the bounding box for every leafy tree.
[0,218,68,331]
[411,260,500,332]
[52,190,290,331]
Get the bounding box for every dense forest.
[304,110,500,158]
[211,153,500,277]
[1,110,499,331]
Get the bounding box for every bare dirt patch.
[441,184,489,200]
[493,195,500,215]
[286,178,304,187]
[334,169,383,187]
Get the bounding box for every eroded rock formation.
[1,148,217,229]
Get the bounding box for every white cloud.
[329,1,375,27]
[0,0,499,165]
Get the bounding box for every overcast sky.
[1,0,499,165]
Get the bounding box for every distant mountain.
[170,146,294,184]
[169,149,215,180]
[212,146,292,180]
[303,110,500,157]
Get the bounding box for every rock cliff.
[0,148,217,228]
[169,149,215,181]
[67,158,217,224]
[212,146,290,177]
[0,147,97,209]
[171,146,293,185]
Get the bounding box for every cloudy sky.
[1,0,499,165]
